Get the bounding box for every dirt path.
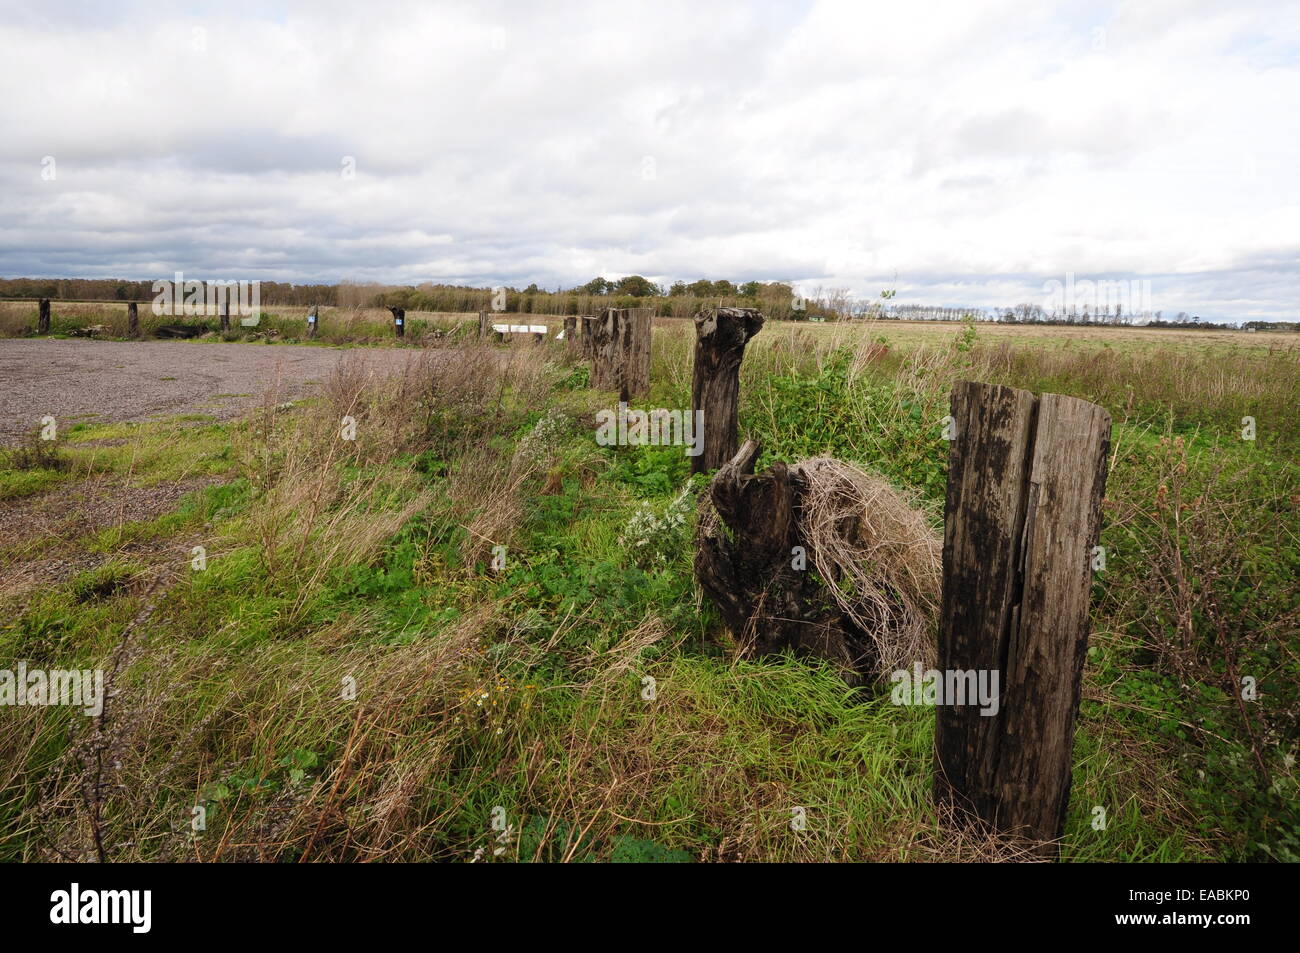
[0,339,422,444]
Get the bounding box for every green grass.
[1,324,1294,862]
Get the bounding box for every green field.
[2,318,1296,862]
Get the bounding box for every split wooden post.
[580,316,597,360]
[127,302,139,338]
[478,310,489,339]
[38,298,50,334]
[389,306,405,338]
[691,307,764,474]
[934,380,1111,858]
[307,305,319,339]
[588,307,652,399]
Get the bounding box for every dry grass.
[792,457,941,673]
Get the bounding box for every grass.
[0,319,1294,862]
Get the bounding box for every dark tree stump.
[38,298,50,334]
[127,302,139,338]
[388,306,405,338]
[691,307,763,474]
[307,305,319,339]
[694,439,878,686]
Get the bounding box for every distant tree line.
[0,277,338,307]
[1,276,1292,329]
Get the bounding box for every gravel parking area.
[0,339,423,443]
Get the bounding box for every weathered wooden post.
[478,310,489,340]
[127,302,139,338]
[220,297,230,333]
[588,307,652,399]
[563,315,577,357]
[389,306,405,339]
[307,305,319,339]
[581,316,597,360]
[934,380,1111,859]
[38,298,50,334]
[691,308,764,475]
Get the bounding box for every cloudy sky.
[1,0,1297,320]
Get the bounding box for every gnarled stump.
[694,439,879,686]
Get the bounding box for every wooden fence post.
[220,298,230,333]
[478,310,489,340]
[581,316,597,360]
[691,307,764,475]
[934,380,1111,858]
[588,307,652,399]
[307,305,319,339]
[563,315,577,357]
[389,306,405,338]
[38,298,50,334]
[127,301,139,338]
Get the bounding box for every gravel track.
[0,339,423,444]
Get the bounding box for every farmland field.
[1,315,1296,862]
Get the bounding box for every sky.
[0,0,1297,321]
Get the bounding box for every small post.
[220,298,230,333]
[478,310,489,339]
[563,315,577,357]
[389,306,405,338]
[38,298,50,334]
[691,308,764,474]
[934,380,1111,858]
[127,301,139,338]
[307,305,319,339]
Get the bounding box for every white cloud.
[0,0,1297,318]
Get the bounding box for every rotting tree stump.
[934,380,1111,859]
[588,307,652,399]
[691,307,764,474]
[694,439,879,687]
[127,302,139,338]
[38,298,50,334]
[388,306,406,338]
